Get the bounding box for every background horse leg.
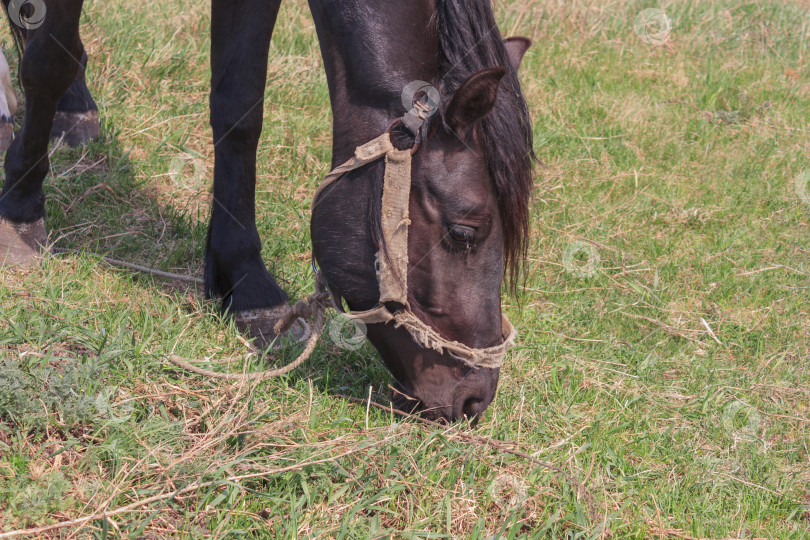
[0,0,84,266]
[51,49,100,146]
[206,0,292,344]
[0,48,17,152]
[0,39,98,150]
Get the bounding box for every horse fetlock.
[0,216,47,268]
[221,268,289,312]
[205,244,289,312]
[0,184,46,223]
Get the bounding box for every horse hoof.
[50,110,101,147]
[234,305,312,351]
[0,119,14,153]
[0,217,47,268]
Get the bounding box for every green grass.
[1,0,809,537]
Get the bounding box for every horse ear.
[504,37,531,71]
[445,67,506,135]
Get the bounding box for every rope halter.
[312,112,517,370]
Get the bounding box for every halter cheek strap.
[312,124,517,369]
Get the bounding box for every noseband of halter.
[312,107,517,370]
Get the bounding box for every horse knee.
[209,84,264,148]
[19,47,78,99]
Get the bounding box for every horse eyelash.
[446,225,476,253]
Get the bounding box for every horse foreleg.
[0,0,84,267]
[51,48,100,146]
[206,0,296,345]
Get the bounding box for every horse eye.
[447,225,475,245]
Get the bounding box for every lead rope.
[166,275,332,381]
[51,246,332,380]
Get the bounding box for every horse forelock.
[435,0,535,289]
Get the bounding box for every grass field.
[1,0,809,537]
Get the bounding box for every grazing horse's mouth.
[390,383,453,425]
[390,382,488,426]
[363,319,501,425]
[391,383,424,415]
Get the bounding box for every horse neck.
[309,0,439,165]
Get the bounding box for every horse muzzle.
[365,322,501,424]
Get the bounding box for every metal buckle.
[385,118,422,155]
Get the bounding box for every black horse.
[0,0,534,423]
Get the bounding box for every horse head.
[310,0,533,423]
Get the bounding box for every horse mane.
[436,0,535,289]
